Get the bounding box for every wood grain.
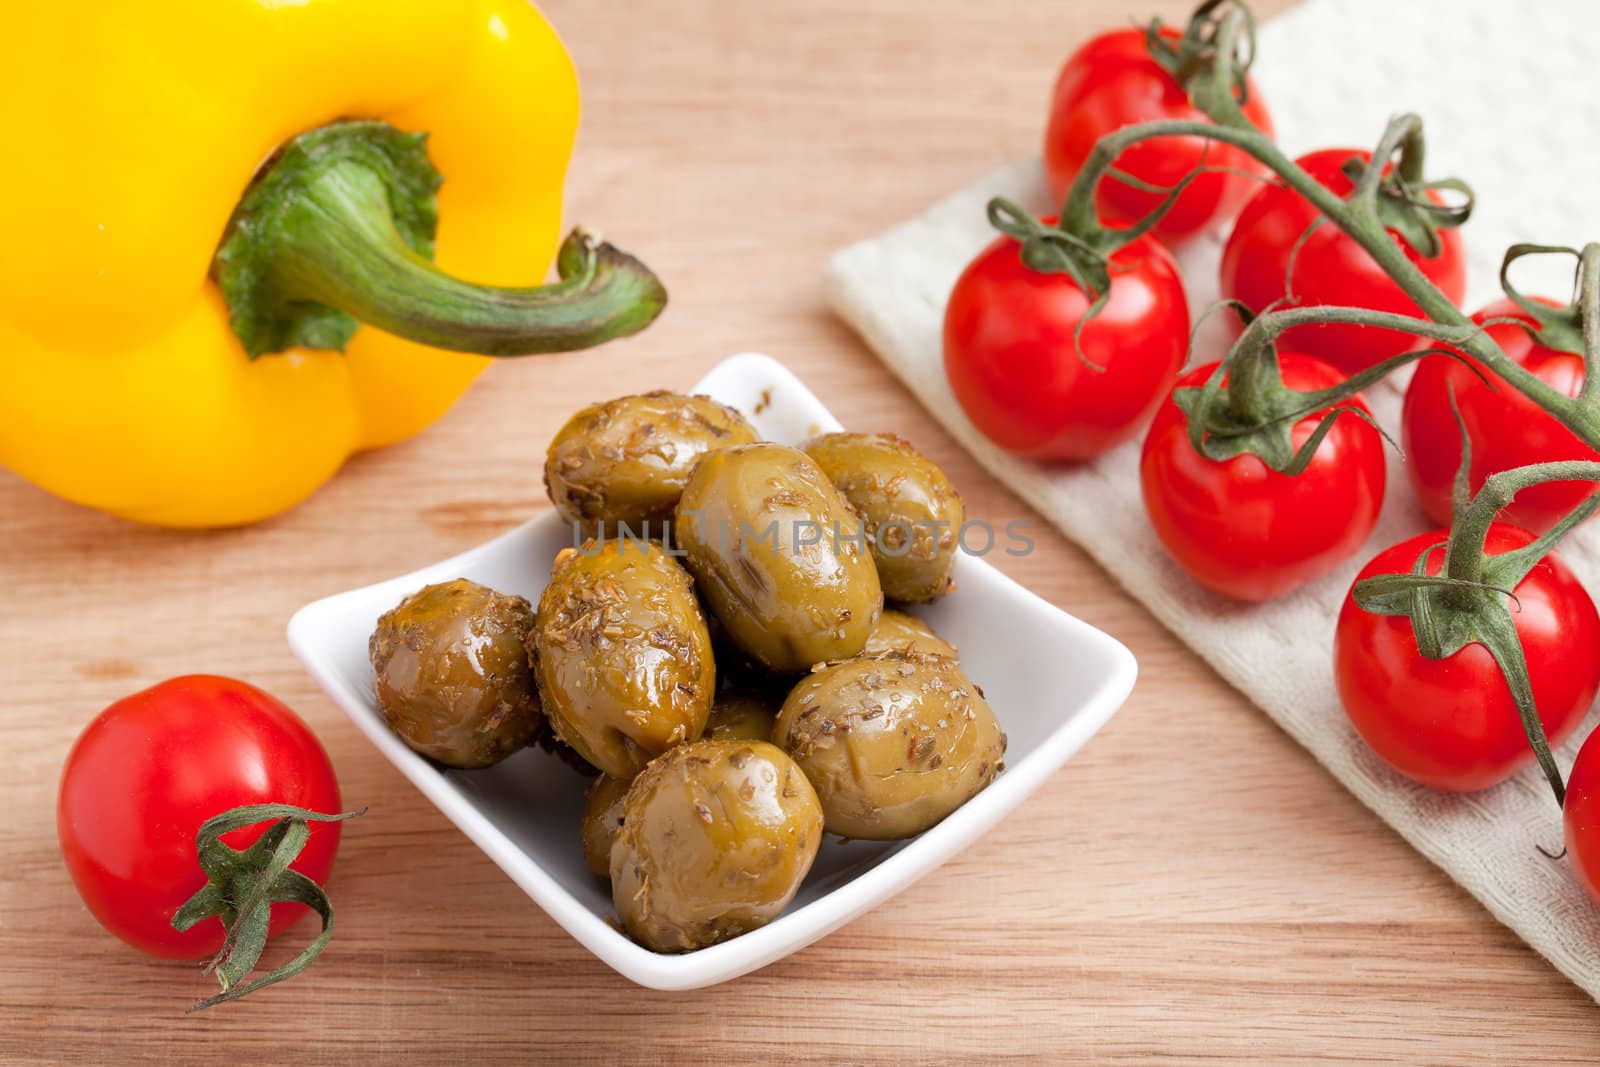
[3,1,1598,1062]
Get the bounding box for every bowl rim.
[286,351,1137,990]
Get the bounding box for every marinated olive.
[533,540,715,778]
[611,740,823,952]
[675,443,882,672]
[801,432,965,603]
[704,685,778,742]
[774,652,1004,839]
[545,391,759,537]
[580,774,632,878]
[369,579,542,769]
[861,608,958,661]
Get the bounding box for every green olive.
[369,579,542,769]
[861,608,958,661]
[801,432,964,603]
[581,774,632,878]
[611,740,823,952]
[675,443,882,673]
[532,540,715,778]
[774,652,1004,839]
[704,684,778,743]
[545,391,759,537]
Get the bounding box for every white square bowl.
[287,352,1136,990]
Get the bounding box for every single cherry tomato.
[1402,297,1598,534]
[1564,726,1600,908]
[1219,147,1467,375]
[1044,27,1275,244]
[58,675,342,959]
[1140,353,1387,601]
[1333,527,1600,792]
[943,222,1189,460]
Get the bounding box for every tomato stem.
[1047,8,1600,453]
[1443,463,1600,587]
[1078,0,1600,809]
[1495,244,1588,358]
[1580,245,1600,403]
[171,803,364,1011]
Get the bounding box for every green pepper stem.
[213,121,667,359]
[274,167,663,355]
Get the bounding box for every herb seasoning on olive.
[861,608,959,661]
[802,432,965,603]
[704,685,779,743]
[774,652,1005,839]
[369,578,544,769]
[611,740,824,952]
[533,540,715,778]
[675,443,883,673]
[545,390,759,538]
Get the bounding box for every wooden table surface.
[5,1,1599,1062]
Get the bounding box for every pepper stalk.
[215,121,667,359]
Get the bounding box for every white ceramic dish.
[287,352,1136,990]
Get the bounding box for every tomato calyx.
[993,1,1267,310]
[1170,310,1460,471]
[172,803,364,1011]
[1170,354,1378,473]
[1143,0,1261,113]
[982,200,1153,348]
[1353,409,1600,806]
[1336,120,1471,261]
[1490,244,1592,358]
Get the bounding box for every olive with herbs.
[801,432,964,603]
[580,774,632,878]
[611,740,824,952]
[774,652,1004,839]
[861,608,958,661]
[675,443,882,673]
[369,578,543,769]
[533,540,715,778]
[704,685,779,743]
[545,391,759,537]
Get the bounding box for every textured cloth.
[824,0,1600,1000]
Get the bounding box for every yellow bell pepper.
[0,0,665,527]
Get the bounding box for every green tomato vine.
[1011,0,1600,806]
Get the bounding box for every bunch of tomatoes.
[941,10,1600,908]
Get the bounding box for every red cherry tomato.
[1140,353,1387,601]
[1564,726,1600,907]
[1333,527,1600,792]
[943,223,1190,460]
[1044,27,1275,244]
[1219,147,1466,375]
[1402,298,1598,534]
[58,675,342,959]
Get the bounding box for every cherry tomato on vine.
[1044,27,1275,244]
[1333,527,1600,792]
[1563,727,1600,908]
[943,221,1189,460]
[58,675,342,959]
[1219,147,1467,375]
[1403,297,1599,534]
[1140,353,1387,602]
